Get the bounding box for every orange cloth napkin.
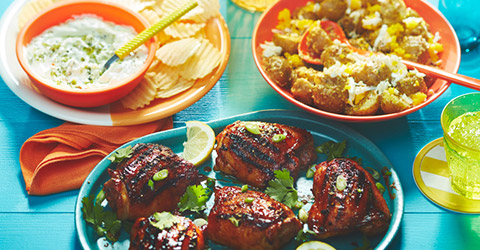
[19,117,173,195]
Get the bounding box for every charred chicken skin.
[130,213,205,250]
[214,121,317,189]
[206,186,301,250]
[308,158,391,239]
[103,143,199,220]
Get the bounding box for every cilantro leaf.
[150,212,181,230]
[81,193,122,243]
[265,170,299,208]
[316,140,346,160]
[295,228,316,242]
[178,184,212,213]
[108,146,133,163]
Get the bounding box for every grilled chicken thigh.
[206,186,302,250]
[130,213,205,250]
[214,121,316,188]
[103,143,199,220]
[308,158,391,239]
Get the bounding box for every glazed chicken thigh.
[130,213,205,250]
[214,121,317,189]
[308,158,391,239]
[206,186,302,250]
[103,143,199,220]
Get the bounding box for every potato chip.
[121,62,179,109]
[139,8,161,24]
[196,0,221,21]
[106,0,155,13]
[147,0,165,16]
[156,38,201,66]
[147,63,179,90]
[155,77,195,98]
[177,38,221,80]
[18,0,60,29]
[160,0,209,23]
[164,22,206,39]
[120,77,158,109]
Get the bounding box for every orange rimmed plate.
[252,0,461,122]
[0,0,230,126]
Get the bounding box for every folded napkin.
[19,117,172,195]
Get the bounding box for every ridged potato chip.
[105,0,155,12]
[155,77,195,98]
[155,38,202,66]
[18,0,60,29]
[177,38,221,80]
[120,77,158,109]
[120,62,180,109]
[164,22,206,38]
[147,63,179,90]
[161,0,206,22]
[139,8,161,24]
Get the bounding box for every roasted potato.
[311,75,348,113]
[319,0,347,21]
[396,71,427,95]
[263,56,295,88]
[380,88,411,113]
[307,25,333,55]
[292,78,315,105]
[273,33,301,55]
[345,91,380,115]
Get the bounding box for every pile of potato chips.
[18,0,223,110]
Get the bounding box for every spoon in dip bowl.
[298,20,480,91]
[103,1,198,72]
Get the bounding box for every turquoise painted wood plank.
[391,213,480,250]
[0,213,81,250]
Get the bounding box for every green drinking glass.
[441,93,480,199]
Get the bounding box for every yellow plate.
[413,138,480,213]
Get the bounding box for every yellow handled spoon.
[103,1,198,72]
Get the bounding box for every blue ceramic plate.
[75,110,404,250]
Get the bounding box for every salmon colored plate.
[252,0,461,122]
[0,0,230,126]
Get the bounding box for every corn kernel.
[411,92,427,106]
[354,92,367,104]
[350,0,362,10]
[276,8,291,30]
[387,23,404,36]
[344,66,353,75]
[388,87,397,95]
[367,4,381,13]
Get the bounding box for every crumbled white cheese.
[260,41,282,58]
[373,24,389,49]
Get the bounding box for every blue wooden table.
[1,0,480,249]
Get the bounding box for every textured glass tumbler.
[439,0,480,53]
[441,93,480,199]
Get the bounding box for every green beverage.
[444,112,480,199]
[441,93,480,200]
